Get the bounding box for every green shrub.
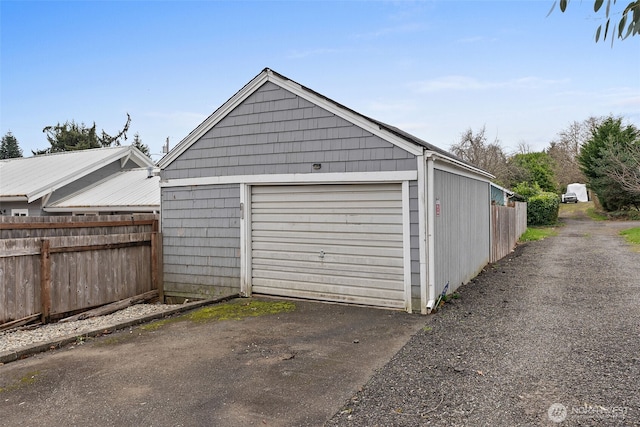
[527,192,560,225]
[512,181,542,200]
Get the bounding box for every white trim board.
[160,170,418,188]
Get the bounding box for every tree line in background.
[0,113,151,160]
[451,115,640,216]
[3,113,638,215]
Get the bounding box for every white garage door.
[250,183,406,308]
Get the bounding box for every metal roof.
[45,168,160,212]
[0,146,154,202]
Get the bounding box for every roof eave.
[426,150,495,180]
[43,205,160,213]
[27,147,152,201]
[0,196,29,202]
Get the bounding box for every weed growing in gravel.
[0,371,40,393]
[519,227,558,242]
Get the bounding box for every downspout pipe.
[417,153,427,314]
[425,154,437,313]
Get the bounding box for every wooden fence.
[0,215,162,326]
[490,202,527,263]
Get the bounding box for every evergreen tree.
[131,133,151,157]
[35,114,131,155]
[578,116,640,210]
[0,131,23,159]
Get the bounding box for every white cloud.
[286,48,344,59]
[367,100,417,113]
[410,75,568,93]
[354,22,425,39]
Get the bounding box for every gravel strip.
[0,303,182,354]
[326,218,640,426]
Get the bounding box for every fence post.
[40,239,51,324]
[151,232,164,303]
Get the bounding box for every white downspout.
[425,154,437,313]
[417,153,428,314]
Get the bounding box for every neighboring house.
[158,68,494,314]
[490,182,515,206]
[45,168,160,215]
[0,146,155,216]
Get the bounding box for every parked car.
[562,192,578,203]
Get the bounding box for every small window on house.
[11,209,29,216]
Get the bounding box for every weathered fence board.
[490,202,527,263]
[0,215,160,325]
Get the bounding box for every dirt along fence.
[0,214,162,328]
[490,201,527,263]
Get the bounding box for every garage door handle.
[319,250,325,259]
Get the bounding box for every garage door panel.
[252,221,402,235]
[252,213,403,225]
[253,269,402,290]
[252,229,403,243]
[252,201,401,212]
[252,242,403,258]
[252,278,405,303]
[251,184,406,308]
[251,250,403,268]
[252,260,403,281]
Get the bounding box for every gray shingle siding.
[161,81,424,306]
[162,184,241,298]
[163,82,416,180]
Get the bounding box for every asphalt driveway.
[0,298,424,427]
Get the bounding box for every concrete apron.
[0,297,425,427]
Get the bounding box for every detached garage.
[158,68,493,314]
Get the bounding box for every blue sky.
[2,1,639,162]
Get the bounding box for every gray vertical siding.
[433,169,490,296]
[162,82,416,180]
[161,184,241,298]
[409,180,421,308]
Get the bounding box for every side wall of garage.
[433,168,491,297]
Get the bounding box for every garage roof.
[158,68,492,178]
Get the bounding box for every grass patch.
[188,300,295,322]
[139,299,296,332]
[0,371,40,393]
[559,201,589,216]
[586,208,608,221]
[519,227,558,242]
[620,227,640,245]
[139,317,181,331]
